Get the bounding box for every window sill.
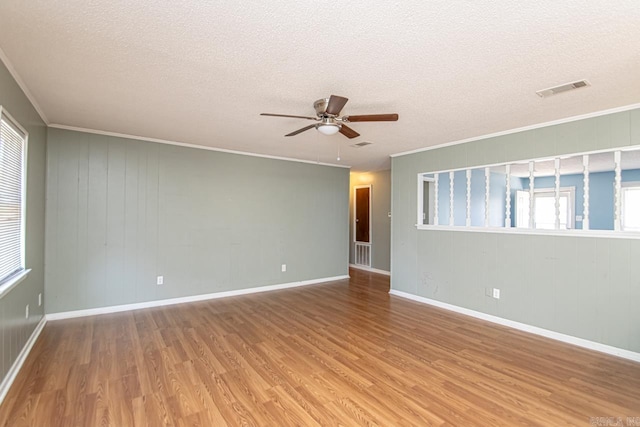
[0,269,32,299]
[415,224,640,240]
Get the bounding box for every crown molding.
[48,124,352,169]
[0,46,49,124]
[391,102,640,158]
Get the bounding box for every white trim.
[504,164,511,228]
[415,223,640,240]
[0,316,47,405]
[0,269,31,299]
[417,143,640,238]
[448,171,455,226]
[0,47,49,124]
[465,169,471,226]
[417,175,435,226]
[614,151,622,231]
[621,181,640,232]
[48,124,350,169]
[349,263,391,276]
[0,107,28,136]
[389,289,640,363]
[416,174,424,226]
[583,155,590,230]
[554,158,561,230]
[46,275,349,320]
[391,103,640,158]
[0,107,29,290]
[433,173,439,225]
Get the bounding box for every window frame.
[515,187,576,230]
[621,181,640,232]
[417,175,435,225]
[0,106,30,298]
[415,144,640,240]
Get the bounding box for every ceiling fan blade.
[326,95,349,115]
[339,125,360,139]
[261,113,318,121]
[343,113,399,122]
[285,124,316,137]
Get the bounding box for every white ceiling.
[1,1,639,171]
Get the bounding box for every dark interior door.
[355,187,370,243]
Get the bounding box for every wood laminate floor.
[0,268,638,426]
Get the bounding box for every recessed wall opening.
[417,145,640,237]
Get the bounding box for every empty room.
[0,1,639,426]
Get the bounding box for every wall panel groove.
[392,108,640,353]
[45,128,349,314]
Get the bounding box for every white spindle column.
[583,155,590,230]
[466,169,471,226]
[433,173,439,226]
[484,167,490,227]
[528,161,535,229]
[449,171,455,226]
[614,151,622,231]
[554,158,561,230]
[505,164,511,228]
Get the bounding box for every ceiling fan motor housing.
[314,98,330,116]
[261,94,398,139]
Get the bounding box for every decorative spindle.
[449,171,455,226]
[434,173,439,226]
[614,151,622,231]
[505,164,511,228]
[554,158,561,229]
[485,167,490,227]
[466,169,471,226]
[583,155,589,230]
[529,161,535,229]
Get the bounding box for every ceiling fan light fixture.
[316,123,341,135]
[261,94,398,139]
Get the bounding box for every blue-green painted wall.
[392,108,640,353]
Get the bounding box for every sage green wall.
[45,128,349,314]
[349,170,391,272]
[0,62,47,383]
[392,108,640,353]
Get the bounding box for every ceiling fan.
[260,95,398,139]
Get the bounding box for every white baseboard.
[389,289,640,363]
[0,315,47,405]
[47,275,349,321]
[349,264,391,276]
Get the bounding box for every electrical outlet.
[493,288,500,299]
[38,293,42,307]
[281,264,287,272]
[25,304,29,319]
[156,276,164,285]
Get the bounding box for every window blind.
[0,112,25,284]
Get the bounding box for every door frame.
[353,184,372,244]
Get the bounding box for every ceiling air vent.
[352,141,372,148]
[536,80,590,98]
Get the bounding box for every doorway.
[354,185,371,267]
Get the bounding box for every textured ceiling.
[1,1,639,171]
